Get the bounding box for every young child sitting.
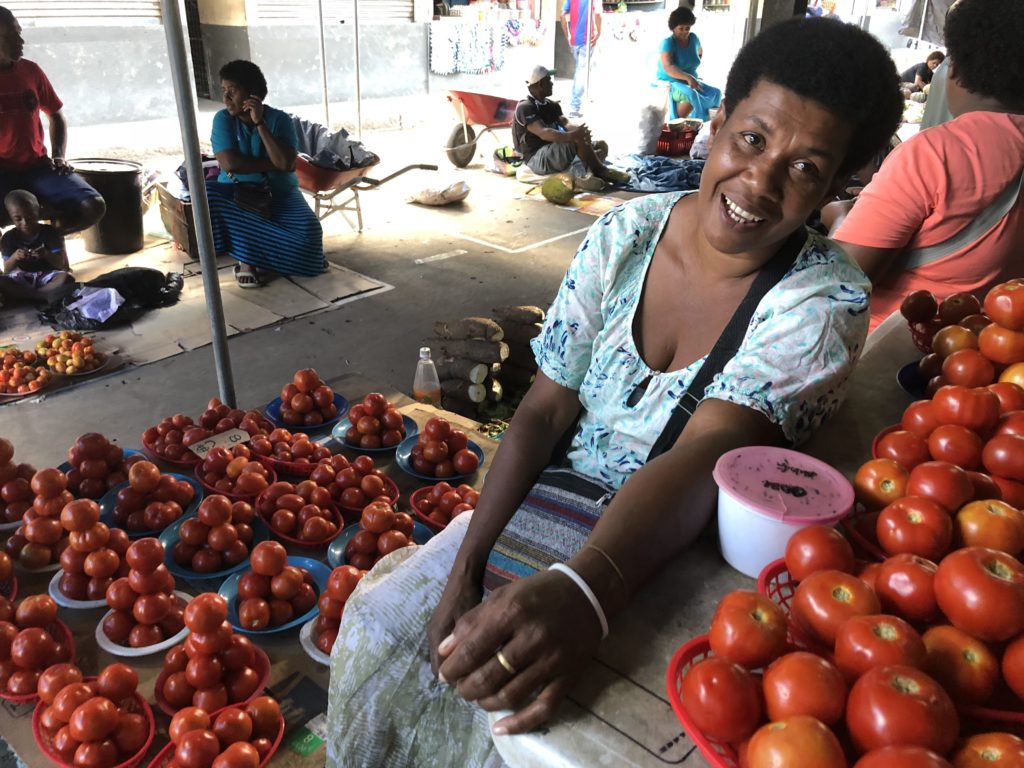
[0,190,75,304]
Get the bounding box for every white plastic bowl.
[713,447,853,578]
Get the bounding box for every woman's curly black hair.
[668,7,696,29]
[724,17,903,176]
[945,0,1024,110]
[219,60,268,100]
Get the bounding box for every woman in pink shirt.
[833,0,1024,331]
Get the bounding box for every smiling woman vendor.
[326,17,902,768]
[207,60,324,287]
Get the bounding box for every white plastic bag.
[407,181,471,206]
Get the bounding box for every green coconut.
[541,174,576,205]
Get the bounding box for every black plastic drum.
[70,158,144,255]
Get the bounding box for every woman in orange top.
[833,0,1024,331]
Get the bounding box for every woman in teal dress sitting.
[656,6,723,120]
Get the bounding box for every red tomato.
[250,540,287,576]
[967,471,1003,502]
[678,656,761,743]
[876,497,953,560]
[921,624,998,706]
[37,663,83,705]
[95,662,138,702]
[955,499,1024,555]
[762,651,846,726]
[16,593,58,627]
[746,715,845,768]
[988,383,1024,415]
[834,614,926,681]
[327,565,364,603]
[979,323,1024,366]
[1000,633,1024,699]
[953,735,1024,768]
[707,590,787,670]
[846,664,958,755]
[876,430,931,471]
[993,476,1024,507]
[982,434,1024,482]
[874,554,939,623]
[791,570,881,648]
[903,401,942,440]
[932,386,1001,435]
[855,459,910,511]
[69,696,119,741]
[177,728,221,768]
[245,695,282,739]
[942,349,995,388]
[784,526,856,581]
[853,746,954,768]
[927,425,984,469]
[934,547,1024,642]
[984,282,1024,329]
[907,461,975,513]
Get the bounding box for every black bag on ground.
[38,267,184,331]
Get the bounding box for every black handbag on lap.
[227,173,272,218]
[482,228,808,594]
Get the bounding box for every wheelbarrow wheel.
[445,124,477,168]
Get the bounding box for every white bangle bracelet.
[548,562,609,640]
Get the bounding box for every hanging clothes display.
[429,20,507,74]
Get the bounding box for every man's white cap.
[526,65,551,86]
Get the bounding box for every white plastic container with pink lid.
[712,446,854,578]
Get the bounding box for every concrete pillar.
[197,0,251,99]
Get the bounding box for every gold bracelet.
[584,544,628,595]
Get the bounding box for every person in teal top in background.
[656,6,722,120]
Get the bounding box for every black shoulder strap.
[645,228,808,460]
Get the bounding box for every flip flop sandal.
[233,264,262,289]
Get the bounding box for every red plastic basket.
[0,619,75,704]
[194,465,277,502]
[153,643,271,717]
[656,127,697,158]
[838,508,887,562]
[255,493,345,549]
[666,635,741,768]
[33,682,155,768]
[141,435,201,468]
[409,487,446,532]
[255,452,319,478]
[146,712,285,768]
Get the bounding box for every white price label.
[305,712,329,740]
[188,428,251,459]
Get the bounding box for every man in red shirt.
[0,6,105,234]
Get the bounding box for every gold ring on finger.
[495,649,517,676]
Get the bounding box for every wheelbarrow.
[444,90,520,168]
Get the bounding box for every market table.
[489,311,920,767]
[0,372,501,768]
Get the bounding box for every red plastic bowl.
[838,508,886,562]
[255,492,345,548]
[33,680,155,768]
[194,465,277,502]
[666,635,740,768]
[141,434,201,467]
[337,474,401,516]
[410,486,446,532]
[0,619,75,704]
[145,712,285,768]
[153,643,271,717]
[255,452,319,478]
[870,424,902,459]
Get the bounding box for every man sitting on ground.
[512,65,629,186]
[0,6,105,234]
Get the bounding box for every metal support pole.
[354,0,364,140]
[317,0,331,127]
[916,0,928,45]
[584,0,592,112]
[160,0,237,407]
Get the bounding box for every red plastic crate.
[656,127,696,158]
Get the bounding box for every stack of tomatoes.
[5,467,69,572]
[159,593,265,714]
[249,428,332,465]
[198,445,272,498]
[102,538,185,648]
[0,436,36,524]
[197,398,275,437]
[64,432,142,499]
[343,392,407,449]
[0,595,71,696]
[314,565,365,656]
[321,454,394,512]
[413,482,479,529]
[343,500,416,571]
[166,696,281,768]
[409,417,479,479]
[172,495,255,574]
[57,497,130,601]
[144,404,274,465]
[256,479,340,544]
[276,368,339,427]
[112,460,196,532]
[35,331,106,375]
[677,524,1024,765]
[0,347,51,394]
[35,662,150,766]
[236,541,317,630]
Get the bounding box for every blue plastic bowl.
[219,556,331,635]
[394,434,485,483]
[330,414,419,453]
[264,393,349,431]
[897,360,927,400]
[98,472,204,539]
[327,520,434,568]
[160,514,271,582]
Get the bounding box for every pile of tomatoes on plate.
[314,564,366,656]
[65,432,143,500]
[409,417,479,479]
[342,392,408,449]
[102,538,185,648]
[235,542,317,631]
[256,479,340,544]
[249,428,331,466]
[173,496,256,574]
[0,347,51,395]
[6,467,70,572]
[164,696,282,768]
[342,500,416,572]
[676,523,1024,766]
[35,662,149,766]
[0,595,72,697]
[0,437,37,525]
[276,367,339,427]
[413,482,479,529]
[198,446,272,499]
[112,461,196,533]
[159,593,265,714]
[58,497,130,601]
[35,331,106,376]
[143,402,274,465]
